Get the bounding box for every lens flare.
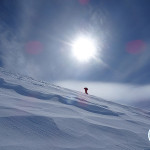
[79,0,90,5]
[126,40,145,54]
[25,41,43,55]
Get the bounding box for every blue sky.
[1,0,150,108]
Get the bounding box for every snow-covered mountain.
[0,67,150,150]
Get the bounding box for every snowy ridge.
[0,68,150,150]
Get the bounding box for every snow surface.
[0,67,150,150]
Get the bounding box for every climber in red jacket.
[84,87,88,94]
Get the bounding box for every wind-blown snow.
[0,68,150,150]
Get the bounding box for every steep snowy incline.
[0,68,150,150]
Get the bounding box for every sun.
[72,36,97,62]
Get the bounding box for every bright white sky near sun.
[71,35,97,62]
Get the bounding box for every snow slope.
[0,68,150,150]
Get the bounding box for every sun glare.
[72,36,97,62]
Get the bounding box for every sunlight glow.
[72,36,97,62]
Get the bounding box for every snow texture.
[0,67,150,150]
